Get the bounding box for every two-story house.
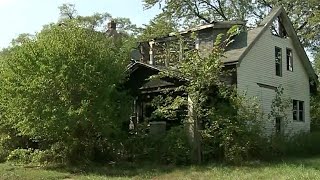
[126,6,318,135]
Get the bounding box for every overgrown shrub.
[0,19,134,164]
[7,149,33,164]
[6,143,69,165]
[123,125,191,165]
[0,147,9,163]
[160,126,191,164]
[201,94,263,164]
[0,134,15,162]
[261,131,320,159]
[123,123,151,162]
[311,95,320,131]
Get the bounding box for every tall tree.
[138,14,178,41]
[0,5,135,163]
[58,3,140,35]
[143,0,320,52]
[143,0,253,25]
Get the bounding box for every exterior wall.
[198,28,227,56]
[237,29,311,135]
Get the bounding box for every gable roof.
[223,6,317,83]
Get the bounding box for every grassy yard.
[1,157,320,180]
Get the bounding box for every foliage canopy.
[0,15,134,162]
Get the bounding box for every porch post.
[149,41,154,65]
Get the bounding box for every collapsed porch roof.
[125,62,177,95]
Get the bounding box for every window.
[275,117,282,134]
[293,100,304,121]
[299,101,304,121]
[286,48,293,71]
[275,47,282,76]
[270,17,288,38]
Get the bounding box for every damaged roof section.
[128,6,316,83]
[132,20,247,68]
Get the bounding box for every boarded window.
[275,47,282,76]
[293,100,304,121]
[286,48,293,71]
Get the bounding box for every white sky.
[0,0,160,49]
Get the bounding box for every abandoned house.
[125,6,318,135]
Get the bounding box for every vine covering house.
[125,6,318,136]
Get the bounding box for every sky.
[0,0,161,49]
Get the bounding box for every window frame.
[275,46,282,77]
[292,99,304,122]
[286,48,293,71]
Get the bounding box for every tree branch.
[184,0,212,23]
[296,21,308,31]
[199,0,228,20]
[259,0,272,8]
[216,0,228,20]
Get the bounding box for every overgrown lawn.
[1,156,320,180]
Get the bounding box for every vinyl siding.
[237,29,310,135]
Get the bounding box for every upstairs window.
[286,48,293,71]
[275,47,282,76]
[271,17,288,38]
[293,100,304,121]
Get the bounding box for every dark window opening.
[275,47,282,76]
[299,101,304,121]
[271,17,288,38]
[286,48,293,71]
[293,100,304,121]
[293,100,298,121]
[275,117,282,134]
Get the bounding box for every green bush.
[258,131,320,160]
[0,148,9,163]
[123,125,191,165]
[0,136,10,162]
[311,95,320,131]
[123,124,151,162]
[0,16,134,165]
[30,150,52,164]
[6,142,69,165]
[282,131,320,156]
[7,149,33,164]
[201,95,263,164]
[0,133,19,162]
[160,126,191,165]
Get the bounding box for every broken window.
[293,100,304,121]
[152,39,181,67]
[286,48,293,71]
[152,35,196,67]
[166,40,182,66]
[271,17,288,38]
[275,46,282,76]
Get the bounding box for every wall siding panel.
[237,29,310,135]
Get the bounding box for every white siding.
[237,29,310,135]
